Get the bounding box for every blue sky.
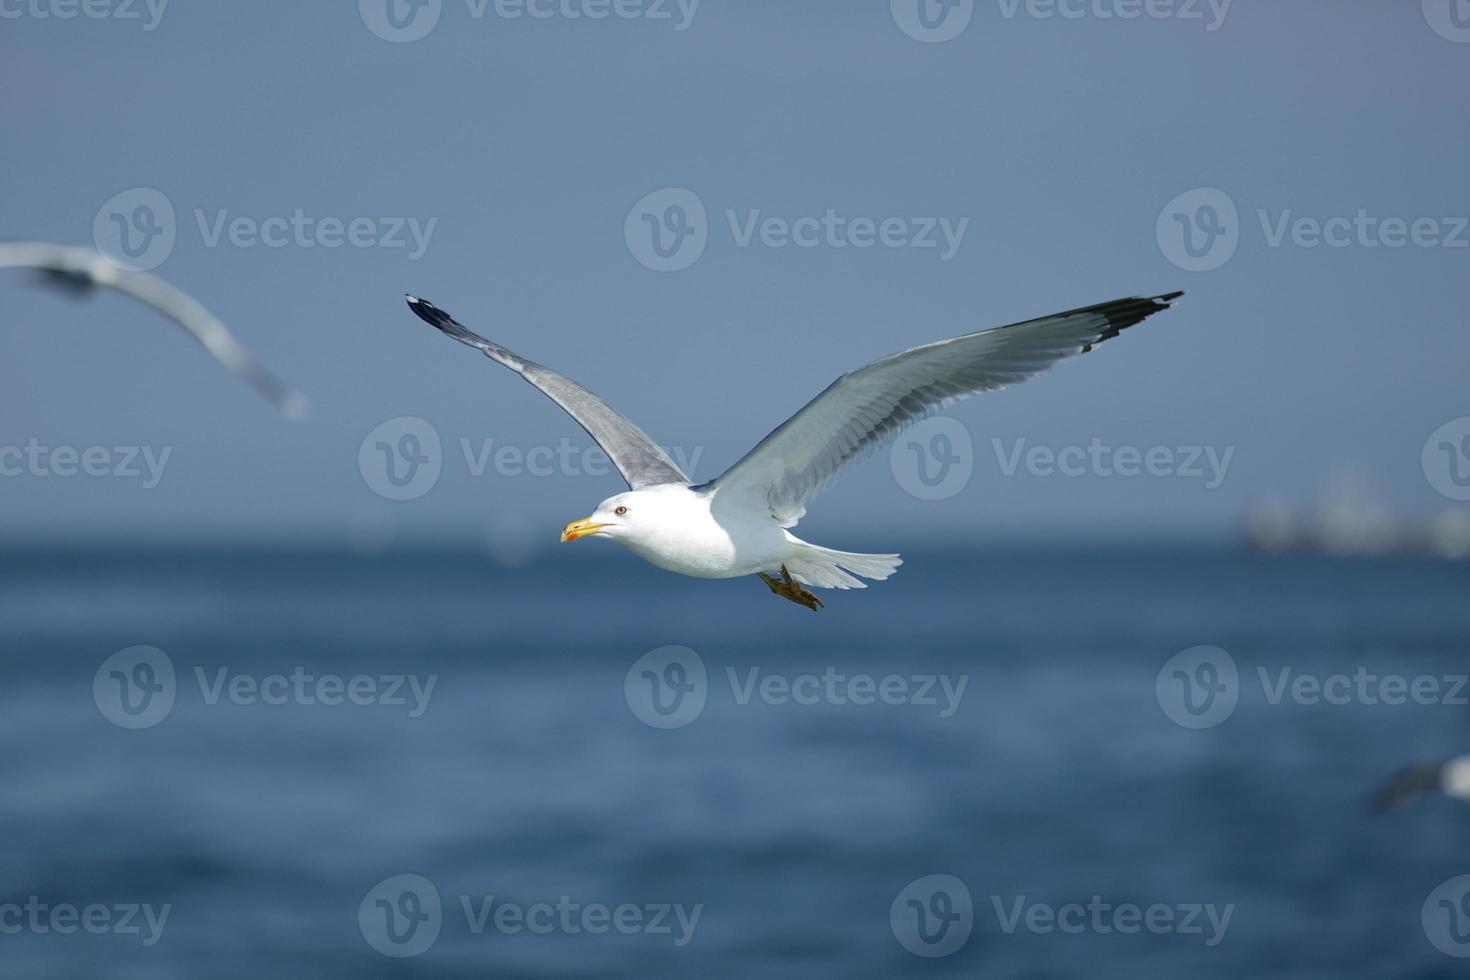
[3,0,1467,545]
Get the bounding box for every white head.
[1441,756,1470,800]
[560,489,660,545]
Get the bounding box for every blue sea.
[2,542,1468,978]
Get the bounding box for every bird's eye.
[614,506,628,516]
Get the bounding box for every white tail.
[783,538,903,590]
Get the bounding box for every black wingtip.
[405,294,453,331]
[1079,290,1185,353]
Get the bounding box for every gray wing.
[705,292,1183,526]
[1368,762,1444,813]
[405,296,688,489]
[0,242,308,418]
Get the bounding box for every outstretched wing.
[0,241,308,419]
[406,296,688,489]
[107,268,309,419]
[705,292,1183,525]
[1368,763,1444,813]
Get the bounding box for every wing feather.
[405,296,688,489]
[0,241,307,418]
[705,292,1183,525]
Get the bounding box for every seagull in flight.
[1,242,308,418]
[406,291,1183,609]
[1369,756,1470,812]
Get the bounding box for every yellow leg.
[757,565,824,611]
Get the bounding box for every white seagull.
[406,291,1182,609]
[1,242,308,418]
[1370,756,1470,812]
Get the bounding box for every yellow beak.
[561,518,609,543]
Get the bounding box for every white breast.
[616,485,789,579]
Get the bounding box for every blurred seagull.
[1,242,308,418]
[406,290,1183,609]
[1369,757,1470,812]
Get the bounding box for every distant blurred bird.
[1369,757,1470,812]
[0,242,308,418]
[406,290,1182,609]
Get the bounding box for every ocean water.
[1,542,1468,978]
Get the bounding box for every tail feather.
[784,541,903,590]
